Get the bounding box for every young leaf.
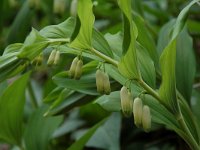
[159,39,178,113]
[18,28,48,60]
[40,17,75,39]
[67,118,107,150]
[70,0,95,49]
[117,0,140,79]
[0,72,30,146]
[24,106,63,150]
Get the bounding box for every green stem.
[28,82,38,108]
[177,102,200,150]
[90,48,118,67]
[48,38,70,44]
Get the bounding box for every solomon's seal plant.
[0,0,200,149]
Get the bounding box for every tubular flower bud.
[142,105,151,132]
[70,0,78,17]
[69,57,79,78]
[120,86,133,117]
[96,70,104,94]
[103,73,111,95]
[53,51,60,65]
[47,50,56,66]
[74,59,83,80]
[53,0,66,15]
[133,97,143,127]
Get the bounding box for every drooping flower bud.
[69,57,79,78]
[120,86,133,117]
[142,105,151,132]
[47,50,56,66]
[133,97,143,127]
[70,0,78,17]
[53,51,60,65]
[53,0,66,15]
[103,73,111,95]
[96,69,104,94]
[74,59,83,80]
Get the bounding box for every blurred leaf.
[7,1,34,44]
[67,118,107,150]
[117,0,140,79]
[3,43,23,55]
[0,72,30,146]
[92,29,113,58]
[70,0,95,49]
[18,28,48,60]
[24,106,63,150]
[176,29,196,101]
[95,91,121,112]
[133,12,159,68]
[86,113,121,150]
[187,19,200,35]
[43,87,64,103]
[40,17,75,39]
[137,43,156,88]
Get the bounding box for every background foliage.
[0,0,200,150]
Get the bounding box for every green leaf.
[133,12,159,68]
[95,92,121,112]
[24,106,63,150]
[67,118,107,150]
[92,29,113,58]
[86,113,121,150]
[0,72,30,146]
[70,0,95,49]
[43,87,64,103]
[158,0,199,113]
[53,61,99,95]
[159,39,178,113]
[3,43,23,55]
[137,43,156,88]
[18,28,49,60]
[40,17,75,39]
[176,29,196,101]
[117,0,140,79]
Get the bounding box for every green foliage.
[0,0,200,149]
[0,72,30,146]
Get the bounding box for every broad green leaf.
[176,29,196,101]
[159,0,199,113]
[86,113,121,150]
[40,17,75,39]
[18,28,48,60]
[137,43,156,88]
[117,0,140,79]
[95,92,121,112]
[159,39,178,113]
[0,72,30,146]
[104,32,123,60]
[92,29,113,58]
[133,12,159,68]
[24,106,63,150]
[67,118,107,150]
[53,61,99,95]
[70,0,95,49]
